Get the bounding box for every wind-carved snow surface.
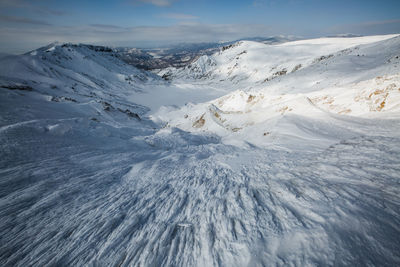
[1,35,400,266]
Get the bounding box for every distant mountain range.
[56,36,301,71]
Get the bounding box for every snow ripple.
[1,127,399,266]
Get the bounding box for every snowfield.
[1,35,400,266]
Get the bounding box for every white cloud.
[5,18,398,54]
[0,0,29,8]
[329,19,400,36]
[134,0,177,7]
[160,13,198,20]
[0,14,51,25]
[0,23,276,53]
[0,0,66,15]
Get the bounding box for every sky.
[0,0,399,53]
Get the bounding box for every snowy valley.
[1,34,400,266]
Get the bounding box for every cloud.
[160,13,198,20]
[252,0,266,7]
[0,14,51,25]
[0,0,66,15]
[0,0,29,8]
[329,19,400,36]
[252,0,293,7]
[0,22,279,53]
[360,19,400,26]
[133,0,177,7]
[90,24,127,30]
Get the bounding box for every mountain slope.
[0,43,163,115]
[1,35,400,266]
[160,34,398,87]
[156,35,400,148]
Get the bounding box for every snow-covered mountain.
[156,35,400,149]
[160,34,398,86]
[1,35,400,266]
[0,43,163,114]
[117,36,299,71]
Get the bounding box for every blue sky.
[0,0,399,53]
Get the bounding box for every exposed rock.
[192,114,205,128]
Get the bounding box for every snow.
[1,35,400,266]
[161,34,399,88]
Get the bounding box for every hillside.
[1,35,400,266]
[156,35,400,149]
[159,34,398,86]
